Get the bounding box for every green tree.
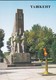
[7,37,11,52]
[0,29,4,48]
[51,35,56,63]
[24,24,53,59]
[24,30,30,52]
[0,29,5,58]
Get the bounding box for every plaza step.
[7,63,41,67]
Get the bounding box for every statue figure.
[21,33,24,53]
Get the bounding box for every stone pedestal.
[10,53,31,64]
[13,53,31,63]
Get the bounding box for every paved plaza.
[0,63,56,80]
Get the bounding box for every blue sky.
[0,1,56,52]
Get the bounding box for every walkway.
[0,63,56,80]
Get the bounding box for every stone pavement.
[0,63,56,80]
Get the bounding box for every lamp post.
[43,48,48,75]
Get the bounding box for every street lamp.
[43,48,49,75]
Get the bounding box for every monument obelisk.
[9,9,30,64]
[11,9,24,54]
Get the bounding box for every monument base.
[7,53,31,65]
[12,53,31,64]
[6,53,41,67]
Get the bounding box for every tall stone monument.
[11,9,24,54]
[9,9,30,64]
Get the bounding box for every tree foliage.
[50,34,56,63]
[0,29,5,58]
[7,37,11,52]
[24,24,54,59]
[0,29,5,48]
